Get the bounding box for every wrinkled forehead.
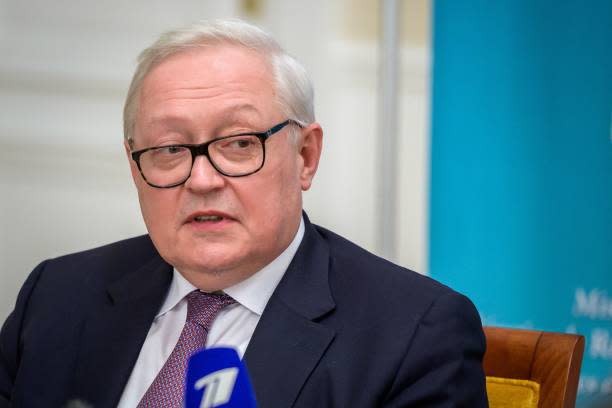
[133,45,280,142]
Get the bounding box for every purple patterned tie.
[137,290,235,408]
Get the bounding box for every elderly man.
[0,19,487,407]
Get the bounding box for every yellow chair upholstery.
[486,376,540,408]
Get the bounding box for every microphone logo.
[185,348,257,408]
[194,367,239,408]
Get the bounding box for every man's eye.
[220,137,257,150]
[150,146,185,156]
[161,146,183,154]
[149,146,187,161]
[233,139,255,148]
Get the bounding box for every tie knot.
[186,290,235,329]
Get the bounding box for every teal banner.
[430,1,612,404]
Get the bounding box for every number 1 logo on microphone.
[194,367,239,408]
[185,348,258,408]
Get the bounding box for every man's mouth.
[193,215,224,222]
[186,211,234,225]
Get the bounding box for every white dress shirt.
[117,218,305,408]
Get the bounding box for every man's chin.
[176,256,255,291]
[171,246,253,275]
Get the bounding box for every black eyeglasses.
[130,119,302,188]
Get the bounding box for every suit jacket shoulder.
[317,223,457,306]
[0,235,173,408]
[244,220,488,407]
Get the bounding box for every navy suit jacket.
[1,217,487,407]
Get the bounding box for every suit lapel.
[73,254,172,408]
[244,217,336,408]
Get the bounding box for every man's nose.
[184,155,226,192]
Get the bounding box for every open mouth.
[192,215,224,223]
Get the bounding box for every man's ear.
[297,123,323,191]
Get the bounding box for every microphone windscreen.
[63,399,93,408]
[185,347,257,408]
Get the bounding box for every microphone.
[185,347,257,408]
[63,399,93,408]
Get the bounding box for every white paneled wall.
[0,0,430,320]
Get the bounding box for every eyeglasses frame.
[130,119,303,188]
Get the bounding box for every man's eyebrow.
[217,104,263,128]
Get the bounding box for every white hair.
[123,19,315,146]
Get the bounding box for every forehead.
[136,45,277,130]
[145,44,273,85]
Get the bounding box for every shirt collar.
[156,216,305,318]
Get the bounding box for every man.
[0,19,487,407]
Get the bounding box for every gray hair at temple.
[123,19,315,146]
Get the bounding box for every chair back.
[483,326,585,408]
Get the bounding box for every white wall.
[0,0,430,321]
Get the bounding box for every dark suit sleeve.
[0,261,46,407]
[383,291,488,407]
